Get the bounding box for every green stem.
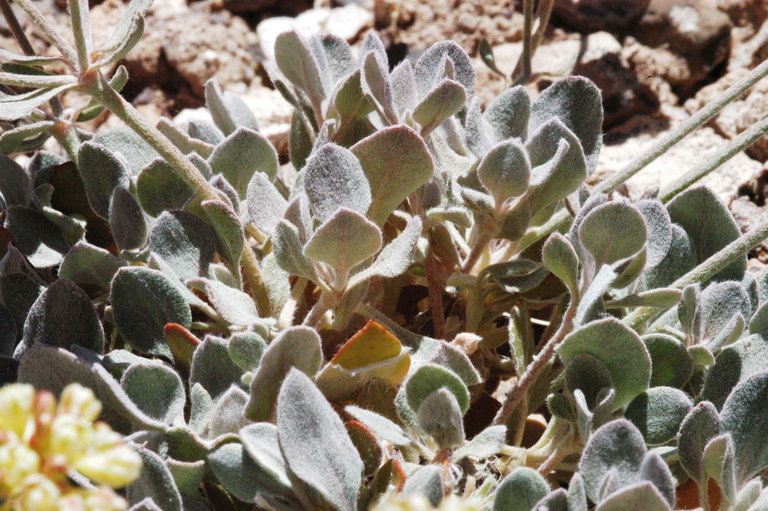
[512,0,534,84]
[516,58,768,254]
[67,0,91,72]
[303,291,334,328]
[624,219,768,329]
[0,72,76,88]
[86,72,271,313]
[51,120,81,162]
[493,296,578,426]
[659,113,768,202]
[11,0,78,66]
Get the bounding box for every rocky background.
[3,0,768,263]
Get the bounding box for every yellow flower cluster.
[0,383,142,511]
[373,494,485,511]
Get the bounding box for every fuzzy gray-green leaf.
[121,362,185,425]
[204,78,259,136]
[245,326,323,421]
[405,363,469,415]
[529,77,603,171]
[110,185,147,252]
[413,79,466,135]
[485,85,530,141]
[137,158,194,217]
[190,335,244,400]
[678,401,721,483]
[111,267,191,357]
[414,40,476,97]
[351,125,434,225]
[417,388,465,448]
[667,186,745,279]
[77,141,131,219]
[207,127,278,199]
[625,387,693,445]
[580,419,646,503]
[579,201,647,268]
[494,467,550,511]
[304,207,381,277]
[558,318,651,407]
[275,30,325,105]
[477,139,530,205]
[246,173,288,237]
[277,369,363,511]
[721,371,768,483]
[149,210,217,281]
[18,279,105,357]
[304,144,371,222]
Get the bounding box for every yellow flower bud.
[8,474,60,511]
[59,384,102,422]
[74,424,141,488]
[46,415,93,464]
[0,384,35,441]
[0,440,40,491]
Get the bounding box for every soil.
[4,0,768,261]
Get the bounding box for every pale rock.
[257,5,372,63]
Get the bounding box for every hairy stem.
[86,72,271,313]
[0,72,76,88]
[11,0,78,66]
[462,231,494,274]
[624,219,768,329]
[303,291,333,328]
[493,298,578,426]
[67,0,91,72]
[659,113,768,202]
[531,0,555,51]
[424,251,446,339]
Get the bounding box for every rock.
[593,110,763,203]
[213,0,311,15]
[257,5,373,62]
[632,0,732,97]
[717,0,768,28]
[573,32,660,128]
[730,192,768,263]
[381,0,524,54]
[552,0,650,34]
[96,1,258,99]
[240,84,293,156]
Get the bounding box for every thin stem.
[50,120,80,161]
[624,218,768,329]
[516,57,768,254]
[0,0,65,118]
[67,0,91,72]
[0,72,76,88]
[11,0,78,66]
[462,232,494,274]
[492,297,578,426]
[512,0,534,84]
[1,0,34,55]
[531,0,555,51]
[659,113,768,202]
[424,251,446,339]
[303,291,333,327]
[86,72,271,313]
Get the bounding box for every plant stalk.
[424,251,446,339]
[86,72,271,313]
[0,72,76,88]
[512,0,534,84]
[624,218,768,329]
[67,0,91,72]
[492,297,578,426]
[11,0,78,67]
[659,113,768,202]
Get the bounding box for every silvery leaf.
[204,78,259,136]
[245,326,323,421]
[207,127,278,198]
[277,369,363,511]
[493,467,551,511]
[149,210,217,281]
[304,143,371,222]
